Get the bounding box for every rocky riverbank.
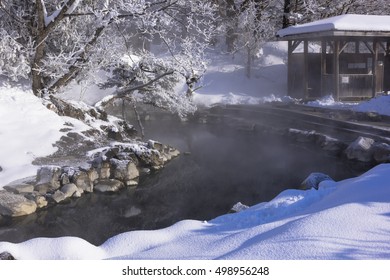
[0,96,180,218]
[0,140,180,217]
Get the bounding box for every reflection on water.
[0,118,362,245]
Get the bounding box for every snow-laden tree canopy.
[0,0,216,117]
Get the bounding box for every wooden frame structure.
[277,19,390,101]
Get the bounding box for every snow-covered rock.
[345,136,376,162]
[300,172,334,190]
[35,166,62,193]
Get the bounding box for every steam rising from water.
[0,118,360,245]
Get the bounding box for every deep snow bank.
[0,87,65,188]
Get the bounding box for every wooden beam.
[339,41,348,54]
[363,41,374,54]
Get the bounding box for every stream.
[0,116,363,245]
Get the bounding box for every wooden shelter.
[276,14,390,101]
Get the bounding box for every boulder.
[317,135,347,155]
[110,159,139,186]
[35,166,62,193]
[98,162,111,180]
[229,202,249,213]
[345,136,376,162]
[60,183,78,198]
[87,168,99,183]
[0,252,15,260]
[147,140,164,152]
[71,170,93,192]
[300,172,334,190]
[4,184,34,194]
[288,129,318,143]
[94,179,124,193]
[24,193,48,208]
[0,191,37,217]
[373,143,390,163]
[51,190,67,203]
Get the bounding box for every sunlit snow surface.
[0,86,65,187]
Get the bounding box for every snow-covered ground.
[0,86,65,187]
[2,41,390,259]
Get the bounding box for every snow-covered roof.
[277,14,390,38]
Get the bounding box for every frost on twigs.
[0,1,217,97]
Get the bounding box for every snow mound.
[354,95,390,116]
[0,87,65,188]
[306,95,357,108]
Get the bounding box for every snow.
[3,40,390,260]
[277,14,390,37]
[0,86,65,188]
[193,42,288,107]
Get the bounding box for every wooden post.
[303,40,309,99]
[287,40,293,97]
[321,40,326,97]
[333,40,340,100]
[372,39,379,97]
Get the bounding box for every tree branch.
[116,70,175,98]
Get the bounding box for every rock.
[51,190,67,203]
[288,129,317,143]
[35,195,48,208]
[167,148,180,158]
[94,179,124,193]
[24,193,48,208]
[60,173,71,185]
[60,183,78,198]
[49,95,86,121]
[229,202,249,213]
[98,162,111,180]
[372,143,390,163]
[0,252,15,260]
[345,136,376,162]
[110,159,139,186]
[147,140,164,152]
[4,184,34,194]
[87,168,99,183]
[300,172,334,190]
[72,170,93,192]
[317,135,347,155]
[73,189,84,198]
[35,165,62,193]
[0,191,37,217]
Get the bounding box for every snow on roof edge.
[277,14,390,38]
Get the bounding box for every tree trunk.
[31,0,46,97]
[225,0,237,52]
[283,0,291,28]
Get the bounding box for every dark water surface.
[0,119,362,245]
